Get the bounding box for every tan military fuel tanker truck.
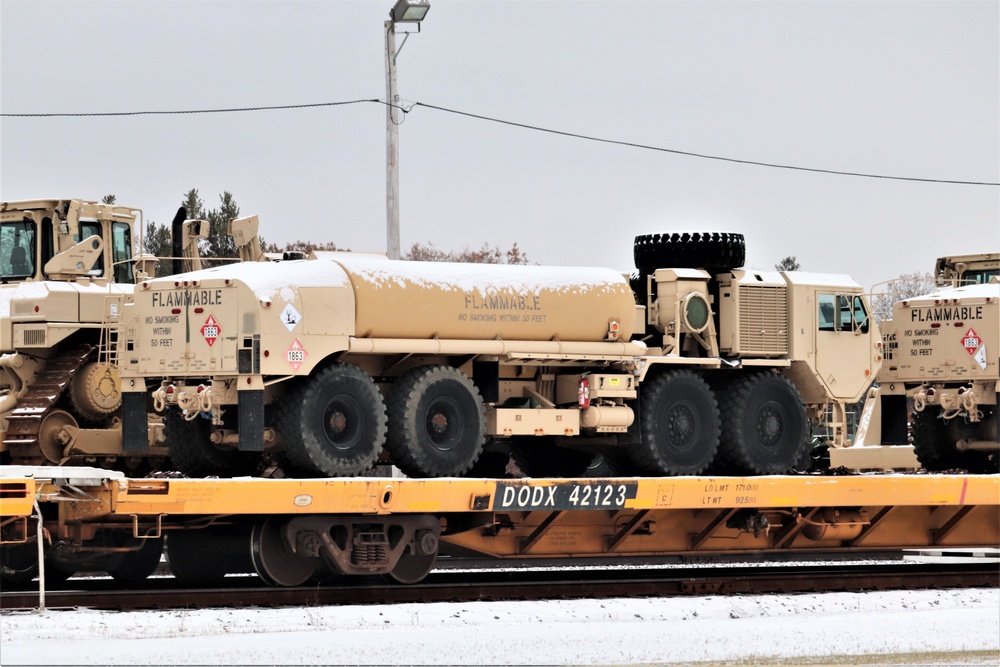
[117,231,881,479]
[1,198,263,472]
[854,253,999,473]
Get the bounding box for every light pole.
[385,0,430,260]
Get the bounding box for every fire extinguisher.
[578,375,590,409]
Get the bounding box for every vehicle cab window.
[818,293,869,333]
[1,220,36,280]
[112,222,134,283]
[75,220,104,276]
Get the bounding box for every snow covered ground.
[2,588,997,665]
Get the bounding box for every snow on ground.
[2,588,998,665]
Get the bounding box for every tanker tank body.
[119,255,645,478]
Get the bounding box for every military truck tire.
[164,408,252,477]
[716,372,809,475]
[633,232,745,273]
[634,370,720,475]
[386,366,486,477]
[911,407,996,472]
[510,436,595,477]
[109,536,164,584]
[277,363,386,477]
[462,444,511,478]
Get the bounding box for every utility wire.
[4,99,997,187]
[0,99,380,117]
[412,102,1000,187]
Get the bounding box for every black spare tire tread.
[633,232,745,273]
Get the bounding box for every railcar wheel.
[633,370,720,475]
[109,536,164,584]
[167,527,252,586]
[633,232,745,274]
[277,363,386,477]
[251,518,318,587]
[716,373,808,475]
[385,552,436,585]
[164,408,254,477]
[386,366,485,477]
[509,437,595,478]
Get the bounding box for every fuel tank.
[331,255,636,342]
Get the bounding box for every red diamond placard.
[286,338,308,370]
[962,327,981,355]
[201,315,221,347]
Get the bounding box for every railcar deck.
[2,469,997,562]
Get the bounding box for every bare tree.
[870,271,936,322]
[404,241,530,264]
[276,240,344,254]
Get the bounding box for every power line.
[0,99,380,117]
[411,103,1000,187]
[3,99,997,187]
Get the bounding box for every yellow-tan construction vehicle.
[118,231,881,479]
[1,198,263,472]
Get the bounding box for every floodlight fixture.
[391,0,430,24]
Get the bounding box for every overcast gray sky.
[2,0,997,290]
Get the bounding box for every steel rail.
[1,562,996,612]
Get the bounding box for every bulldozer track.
[3,345,94,464]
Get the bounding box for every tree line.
[131,189,529,277]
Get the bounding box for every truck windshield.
[961,268,999,285]
[0,221,36,281]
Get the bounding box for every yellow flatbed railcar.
[2,469,997,587]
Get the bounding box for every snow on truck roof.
[903,281,1000,304]
[153,256,630,303]
[781,272,862,289]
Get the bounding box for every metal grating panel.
[21,328,46,346]
[738,285,788,356]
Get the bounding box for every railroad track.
[2,561,996,611]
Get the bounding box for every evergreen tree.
[774,256,801,271]
[203,191,240,265]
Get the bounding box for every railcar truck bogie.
[118,231,880,479]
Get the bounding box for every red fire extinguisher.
[578,376,590,409]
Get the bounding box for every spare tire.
[634,232,745,273]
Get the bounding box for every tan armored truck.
[0,198,263,471]
[853,253,999,472]
[118,231,880,479]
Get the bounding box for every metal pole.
[385,19,401,260]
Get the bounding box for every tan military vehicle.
[853,253,999,472]
[0,199,262,471]
[118,231,880,479]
